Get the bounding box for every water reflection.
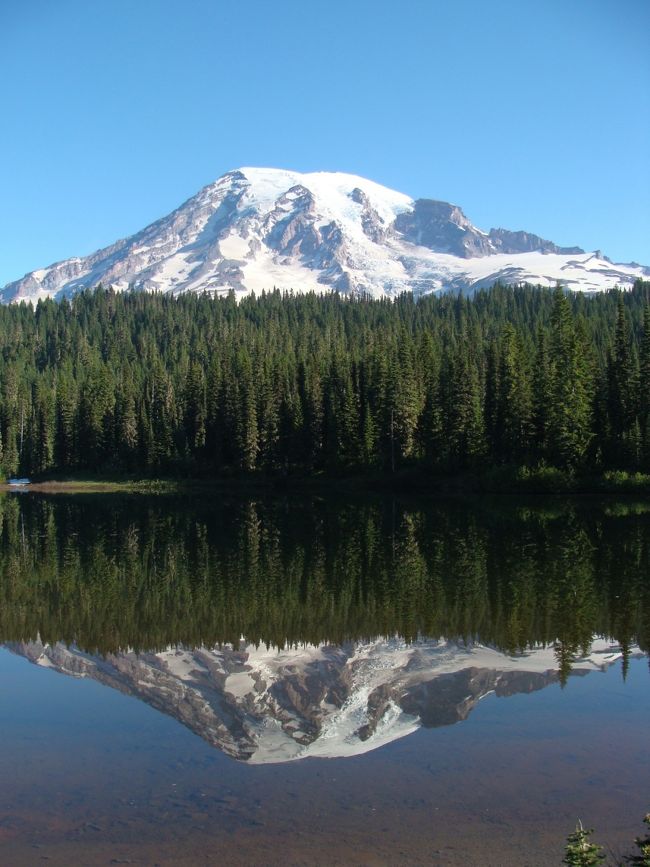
[0,492,648,762]
[7,636,636,763]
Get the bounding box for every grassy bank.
[0,478,178,494]
[3,466,650,496]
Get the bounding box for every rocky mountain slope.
[3,168,647,303]
[6,637,632,763]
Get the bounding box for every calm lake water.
[0,492,648,866]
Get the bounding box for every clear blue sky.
[1,0,648,286]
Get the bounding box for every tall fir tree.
[546,287,594,469]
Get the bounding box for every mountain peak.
[2,168,647,303]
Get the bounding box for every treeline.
[1,494,648,668]
[0,280,649,478]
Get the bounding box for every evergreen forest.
[0,280,649,481]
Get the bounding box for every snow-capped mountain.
[3,168,648,303]
[6,637,633,763]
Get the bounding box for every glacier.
[2,167,648,303]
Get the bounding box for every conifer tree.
[392,336,421,462]
[183,361,206,454]
[625,814,650,866]
[484,338,500,458]
[147,358,175,468]
[115,370,138,467]
[0,280,648,479]
[234,350,259,472]
[205,357,223,468]
[607,294,637,465]
[639,306,650,470]
[299,362,324,468]
[31,380,54,475]
[443,342,485,468]
[257,360,281,470]
[563,821,605,866]
[531,326,551,459]
[78,361,115,469]
[547,288,594,468]
[55,370,77,469]
[497,324,533,462]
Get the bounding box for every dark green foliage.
[496,323,533,461]
[0,280,649,479]
[639,308,650,471]
[625,814,650,866]
[607,295,638,466]
[545,288,595,469]
[442,341,485,468]
[0,493,647,659]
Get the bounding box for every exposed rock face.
[350,187,391,244]
[6,636,632,764]
[395,199,495,257]
[264,185,320,255]
[2,167,648,303]
[488,227,584,255]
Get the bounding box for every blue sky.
[1,0,648,286]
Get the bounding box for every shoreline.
[2,469,650,497]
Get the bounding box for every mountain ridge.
[3,167,648,303]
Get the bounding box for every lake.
[0,492,648,865]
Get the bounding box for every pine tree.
[323,352,360,469]
[183,361,206,455]
[419,381,442,466]
[361,398,378,466]
[301,363,324,468]
[391,336,421,462]
[234,350,258,472]
[639,306,650,471]
[484,338,500,458]
[55,370,77,469]
[31,380,54,474]
[443,342,485,468]
[257,360,281,470]
[625,814,650,866]
[147,358,175,469]
[497,324,533,462]
[205,357,222,469]
[531,326,551,460]
[547,288,594,469]
[563,821,605,866]
[78,361,115,469]
[607,294,637,466]
[115,370,138,468]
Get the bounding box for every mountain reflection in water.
[0,492,648,763]
[7,636,636,763]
